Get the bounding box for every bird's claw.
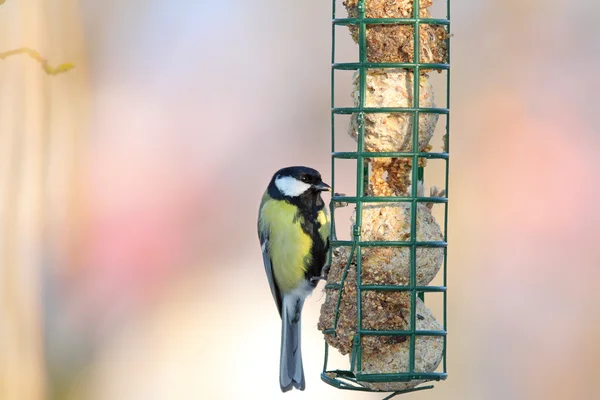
[311,264,331,283]
[322,263,331,279]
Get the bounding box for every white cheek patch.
[275,176,311,197]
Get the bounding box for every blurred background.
[1,0,599,399]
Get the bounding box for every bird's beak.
[313,181,331,192]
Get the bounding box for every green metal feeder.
[320,0,450,397]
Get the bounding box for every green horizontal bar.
[322,329,446,336]
[355,372,447,383]
[325,283,446,292]
[332,196,447,203]
[333,62,449,70]
[360,285,446,292]
[331,240,446,248]
[359,329,446,336]
[333,18,449,25]
[333,151,449,159]
[333,107,449,114]
[320,372,436,393]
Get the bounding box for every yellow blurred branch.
[0,47,74,75]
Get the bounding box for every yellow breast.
[259,198,312,293]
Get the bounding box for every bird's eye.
[301,176,309,183]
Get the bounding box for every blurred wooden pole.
[0,1,87,398]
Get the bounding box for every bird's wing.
[259,224,283,316]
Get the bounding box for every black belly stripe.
[295,203,327,282]
[268,181,330,283]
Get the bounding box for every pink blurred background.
[1,0,600,399]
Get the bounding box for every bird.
[257,166,331,392]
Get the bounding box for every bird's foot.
[310,264,331,283]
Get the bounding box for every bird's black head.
[268,166,330,200]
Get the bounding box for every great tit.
[258,166,331,392]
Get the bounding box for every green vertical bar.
[355,0,367,374]
[330,11,336,240]
[418,144,425,304]
[326,0,337,377]
[443,0,451,376]
[323,341,330,373]
[330,0,337,247]
[408,0,421,375]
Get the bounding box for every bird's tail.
[280,299,305,392]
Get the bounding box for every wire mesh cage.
[318,0,450,397]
